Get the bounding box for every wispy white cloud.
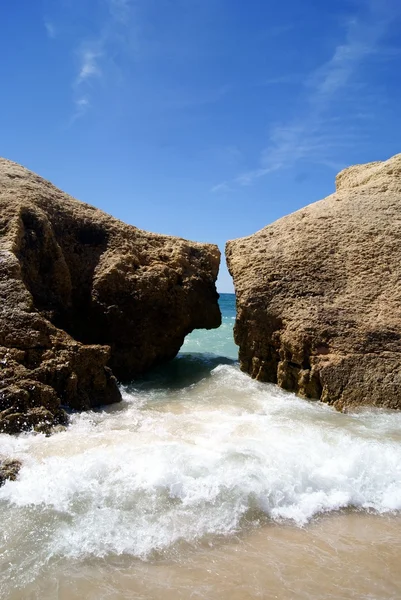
[210,182,232,194]
[76,96,90,108]
[212,0,400,190]
[308,14,383,103]
[77,49,103,83]
[68,0,134,122]
[44,20,56,39]
[234,166,278,186]
[71,46,103,122]
[257,123,364,175]
[108,0,132,23]
[70,96,91,124]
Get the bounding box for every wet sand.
[7,512,401,600]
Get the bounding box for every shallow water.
[5,514,401,600]
[1,294,401,599]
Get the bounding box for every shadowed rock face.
[0,158,221,433]
[226,153,401,411]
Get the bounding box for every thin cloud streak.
[44,20,56,39]
[69,0,134,122]
[210,182,232,193]
[212,0,400,191]
[70,96,91,125]
[259,5,392,176]
[309,13,385,103]
[71,46,103,122]
[77,49,103,83]
[108,0,132,23]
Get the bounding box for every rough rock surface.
[226,154,401,411]
[0,158,220,433]
[0,458,21,486]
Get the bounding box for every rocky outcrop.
[226,153,401,411]
[0,158,221,433]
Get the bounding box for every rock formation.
[0,158,221,433]
[226,153,401,411]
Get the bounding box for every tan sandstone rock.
[226,153,401,411]
[0,457,21,486]
[0,158,221,433]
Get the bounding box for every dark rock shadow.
[62,353,238,416]
[124,352,237,393]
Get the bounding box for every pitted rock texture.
[0,458,21,486]
[226,153,401,411]
[0,158,221,433]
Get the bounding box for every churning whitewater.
[1,294,401,594]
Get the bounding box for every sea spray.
[1,294,401,594]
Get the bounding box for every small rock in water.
[0,457,21,486]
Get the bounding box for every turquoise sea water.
[182,293,237,359]
[125,293,238,394]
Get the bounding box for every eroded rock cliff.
[226,153,401,411]
[0,158,221,433]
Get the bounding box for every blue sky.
[1,0,401,292]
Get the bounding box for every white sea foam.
[2,299,401,592]
[1,363,401,575]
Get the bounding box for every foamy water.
[1,295,401,598]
